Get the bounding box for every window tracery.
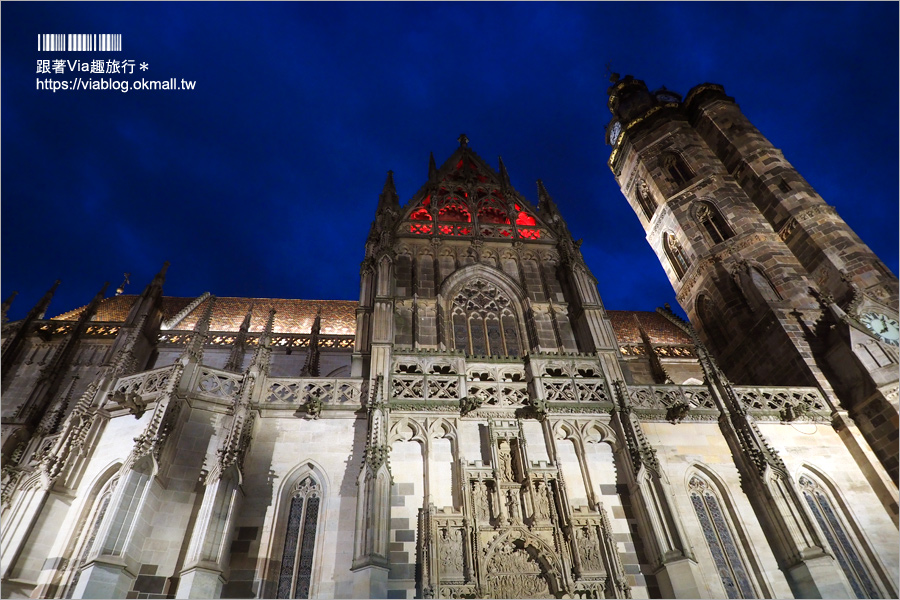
[694,201,733,244]
[450,279,521,357]
[663,233,689,279]
[688,475,756,599]
[798,475,880,598]
[277,476,322,599]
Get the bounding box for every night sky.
[3,3,898,323]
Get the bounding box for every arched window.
[661,152,693,188]
[277,476,322,599]
[663,233,689,279]
[635,179,656,220]
[63,474,119,598]
[450,279,521,357]
[688,474,756,599]
[798,475,881,598]
[694,201,733,244]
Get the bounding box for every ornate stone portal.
[417,420,622,599]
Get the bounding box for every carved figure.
[498,440,514,481]
[474,481,490,522]
[577,526,601,571]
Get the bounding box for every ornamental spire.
[180,296,216,365]
[224,303,254,373]
[428,152,438,180]
[498,155,511,188]
[378,170,400,209]
[1,291,17,327]
[301,307,322,377]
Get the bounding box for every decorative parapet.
[157,330,354,351]
[263,377,364,409]
[732,386,829,422]
[193,367,242,401]
[33,320,122,338]
[625,384,829,423]
[619,343,696,358]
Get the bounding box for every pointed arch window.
[694,201,733,244]
[277,477,322,599]
[661,152,694,188]
[450,279,521,357]
[636,179,656,220]
[663,233,689,279]
[63,475,119,598]
[798,475,880,598]
[688,475,756,599]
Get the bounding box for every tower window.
[661,152,694,188]
[636,179,656,220]
[277,477,322,599]
[694,201,733,244]
[663,232,689,279]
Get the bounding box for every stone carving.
[576,525,602,571]
[498,440,514,481]
[473,480,491,522]
[439,527,464,577]
[486,542,551,599]
[533,480,550,521]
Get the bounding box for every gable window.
[277,477,322,599]
[450,279,520,357]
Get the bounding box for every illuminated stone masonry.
[1,82,897,599]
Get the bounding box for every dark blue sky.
[3,2,898,322]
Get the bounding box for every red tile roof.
[606,310,693,346]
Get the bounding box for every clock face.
[860,311,900,346]
[609,121,622,145]
[657,92,680,103]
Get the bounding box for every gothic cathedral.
[1,77,897,600]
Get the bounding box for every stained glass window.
[689,475,756,599]
[799,475,879,599]
[277,477,321,599]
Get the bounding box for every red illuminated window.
[518,229,541,240]
[410,223,432,235]
[410,208,431,221]
[438,203,471,223]
[516,212,536,226]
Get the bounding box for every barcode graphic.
[38,34,122,52]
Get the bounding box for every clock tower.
[605,75,899,481]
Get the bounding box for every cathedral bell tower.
[605,75,899,481]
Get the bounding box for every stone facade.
[1,80,897,599]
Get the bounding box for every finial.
[239,303,254,332]
[115,272,131,296]
[2,291,18,326]
[458,133,469,147]
[498,156,511,187]
[379,170,399,207]
[428,152,438,179]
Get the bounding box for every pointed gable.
[398,138,552,242]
